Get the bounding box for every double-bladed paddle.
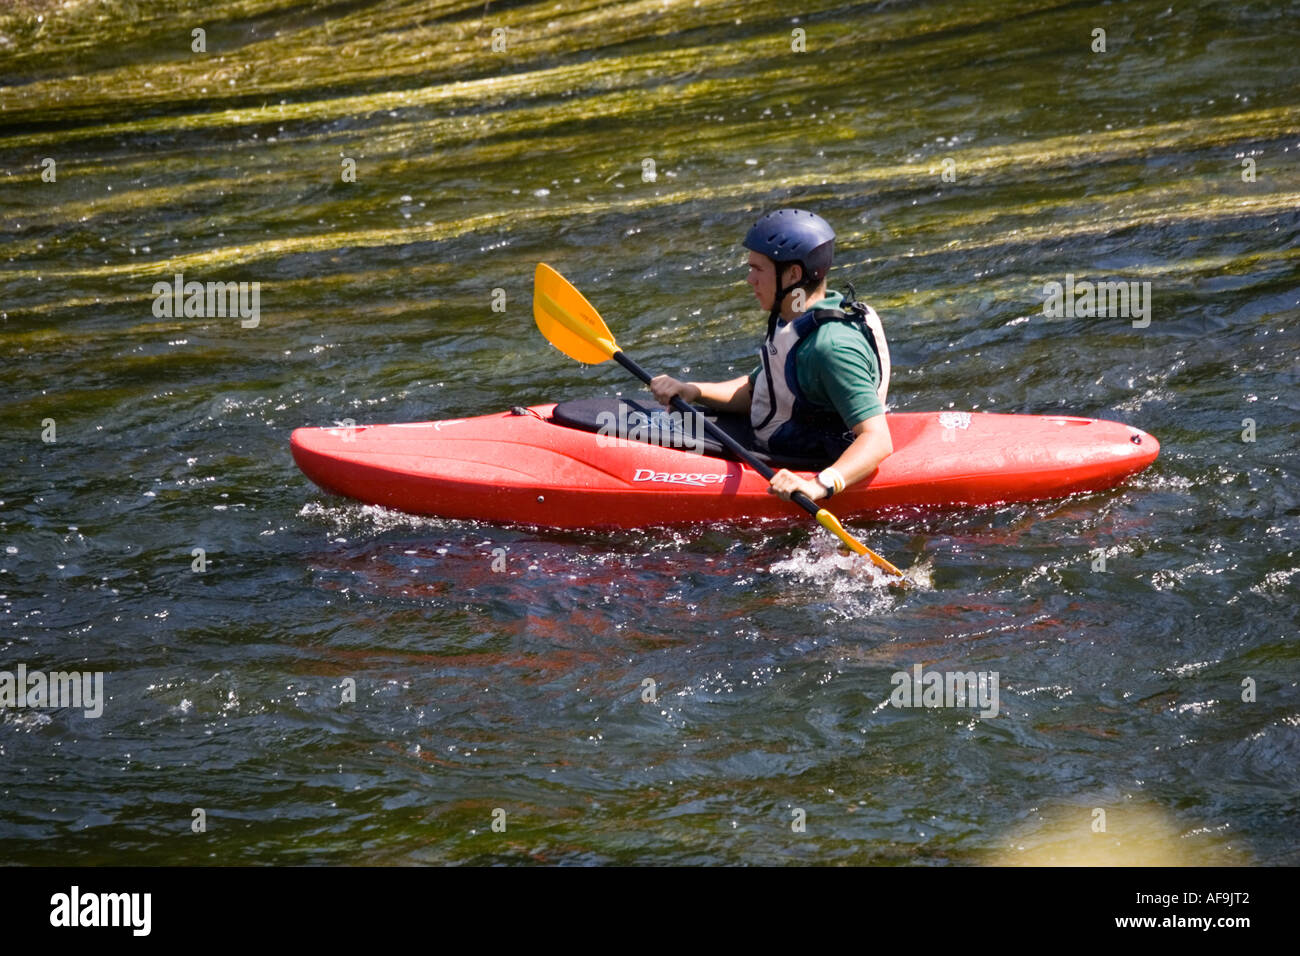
[532,262,904,579]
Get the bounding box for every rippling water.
[1,0,1297,864]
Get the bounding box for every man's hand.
[649,375,701,406]
[767,417,892,505]
[767,468,826,503]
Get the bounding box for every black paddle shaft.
[611,351,823,518]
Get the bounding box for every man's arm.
[767,414,893,502]
[649,374,752,414]
[826,413,893,489]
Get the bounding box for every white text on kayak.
[1042,274,1151,327]
[632,468,726,487]
[151,272,260,328]
[0,663,103,718]
[596,403,705,455]
[49,886,150,936]
[888,664,999,718]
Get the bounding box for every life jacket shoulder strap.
[805,303,879,334]
[807,307,851,326]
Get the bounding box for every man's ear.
[781,263,804,287]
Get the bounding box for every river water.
[1,0,1297,864]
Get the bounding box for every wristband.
[817,467,845,498]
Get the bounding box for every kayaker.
[650,208,893,504]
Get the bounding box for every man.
[649,208,892,504]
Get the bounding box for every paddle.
[532,262,904,578]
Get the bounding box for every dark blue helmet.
[743,208,835,284]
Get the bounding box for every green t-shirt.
[748,291,884,428]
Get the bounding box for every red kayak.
[290,397,1160,529]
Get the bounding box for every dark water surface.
[1,0,1298,864]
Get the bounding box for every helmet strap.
[766,264,801,341]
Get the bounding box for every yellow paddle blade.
[815,509,904,578]
[533,263,620,365]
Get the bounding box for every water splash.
[768,535,933,616]
[298,500,462,537]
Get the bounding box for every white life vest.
[750,299,890,459]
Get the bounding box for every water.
[1,0,1297,864]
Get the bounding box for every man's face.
[745,253,800,311]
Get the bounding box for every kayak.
[290,397,1160,529]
